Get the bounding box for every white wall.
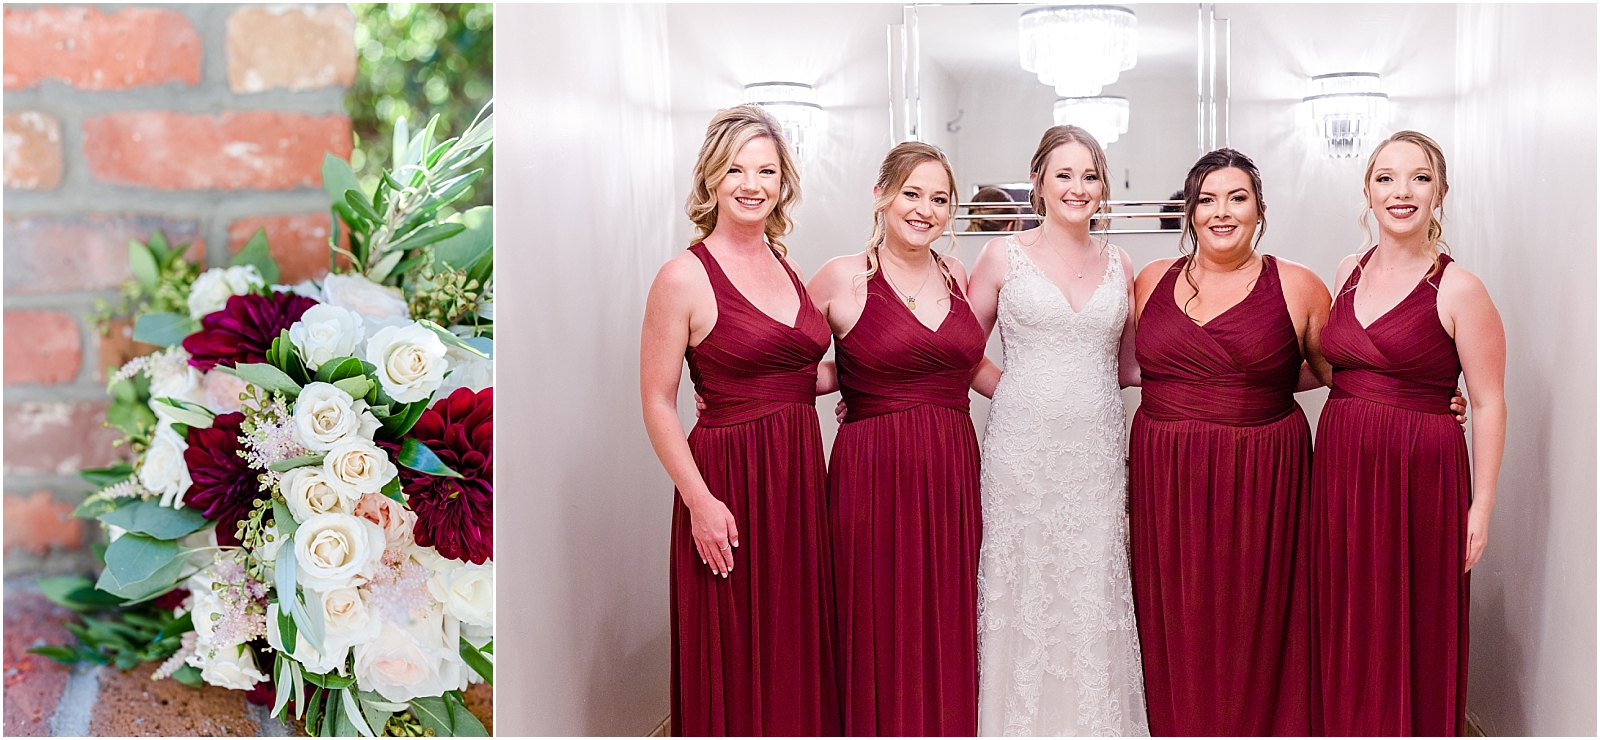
[498,5,678,735]
[1452,4,1598,735]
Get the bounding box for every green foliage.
[89,231,202,334]
[348,3,493,216]
[28,575,189,670]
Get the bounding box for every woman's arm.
[971,357,1001,399]
[640,258,738,577]
[1116,247,1140,388]
[965,237,1008,337]
[1442,266,1507,573]
[816,359,838,396]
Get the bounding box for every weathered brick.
[84,111,352,191]
[90,660,259,736]
[3,491,83,556]
[227,5,356,93]
[2,589,75,737]
[3,6,201,90]
[3,112,61,190]
[3,214,203,294]
[96,318,160,382]
[3,311,81,386]
[464,681,494,735]
[3,401,125,477]
[227,214,353,284]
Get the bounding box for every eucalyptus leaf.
[432,206,493,271]
[128,239,160,292]
[151,398,213,429]
[37,575,100,611]
[459,636,494,685]
[332,376,373,400]
[366,249,405,284]
[392,116,411,171]
[172,664,203,687]
[132,313,200,347]
[79,462,135,489]
[342,686,376,737]
[345,189,380,225]
[273,499,300,536]
[99,499,211,539]
[276,533,327,655]
[268,454,325,472]
[313,356,366,384]
[272,654,294,718]
[398,438,462,478]
[386,223,465,255]
[417,319,490,359]
[409,696,452,736]
[106,400,158,436]
[323,153,366,210]
[233,363,302,397]
[228,228,281,285]
[100,534,181,588]
[147,230,172,264]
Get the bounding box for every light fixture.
[744,82,821,158]
[1303,73,1389,159]
[1053,96,1130,145]
[1019,5,1138,98]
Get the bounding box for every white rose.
[266,602,351,675]
[149,363,203,405]
[319,586,383,645]
[186,570,224,646]
[280,279,323,301]
[322,439,398,497]
[292,513,385,591]
[353,492,416,552]
[280,467,359,523]
[292,383,380,452]
[437,343,493,397]
[139,424,193,509]
[200,370,250,414]
[321,273,409,323]
[288,304,365,371]
[428,559,494,629]
[365,323,448,403]
[352,614,466,703]
[187,265,265,319]
[407,545,448,573]
[190,641,269,690]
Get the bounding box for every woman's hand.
[835,398,848,424]
[1464,505,1490,572]
[688,495,739,577]
[1450,387,1467,425]
[694,393,706,418]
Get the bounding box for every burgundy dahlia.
[389,387,492,564]
[183,412,264,546]
[183,292,318,371]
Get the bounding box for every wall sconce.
[1019,5,1138,97]
[1053,96,1130,146]
[1303,72,1389,159]
[744,82,822,159]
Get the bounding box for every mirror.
[891,3,1231,237]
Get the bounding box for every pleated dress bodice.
[1323,250,1461,415]
[834,269,986,421]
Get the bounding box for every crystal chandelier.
[1019,5,1138,98]
[1303,73,1389,158]
[744,82,821,158]
[1053,96,1130,146]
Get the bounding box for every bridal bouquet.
[35,107,496,736]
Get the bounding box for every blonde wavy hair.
[860,142,959,295]
[1029,125,1112,231]
[1358,130,1451,273]
[684,105,801,257]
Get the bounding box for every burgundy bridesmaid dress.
[1311,249,1470,736]
[830,267,987,736]
[1129,255,1314,736]
[671,242,839,736]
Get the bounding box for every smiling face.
[1365,140,1444,242]
[876,159,954,250]
[713,135,782,231]
[1192,166,1262,256]
[1037,141,1104,227]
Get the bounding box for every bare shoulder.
[975,235,1011,264]
[810,252,868,296]
[939,252,971,283]
[782,255,808,281]
[1136,257,1180,287]
[1437,260,1491,301]
[651,249,708,292]
[1273,257,1331,295]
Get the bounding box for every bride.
[964,125,1149,736]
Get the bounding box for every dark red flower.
[183,292,318,372]
[387,387,492,564]
[182,412,263,546]
[152,587,190,612]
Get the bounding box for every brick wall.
[2,4,356,574]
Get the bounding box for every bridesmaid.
[808,142,986,736]
[1127,149,1331,735]
[640,105,839,736]
[1311,130,1506,736]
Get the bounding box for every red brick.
[227,214,352,284]
[90,660,259,736]
[3,401,126,476]
[3,214,203,294]
[227,6,356,93]
[3,6,200,91]
[3,112,61,190]
[464,682,494,735]
[3,311,81,386]
[3,491,83,556]
[3,590,75,736]
[84,111,352,191]
[96,318,160,382]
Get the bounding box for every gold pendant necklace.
[883,252,936,310]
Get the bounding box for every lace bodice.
[977,236,1148,736]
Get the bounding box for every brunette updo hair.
[1176,148,1267,316]
[1359,130,1451,263]
[1028,125,1112,229]
[684,105,801,257]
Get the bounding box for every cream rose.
[140,423,193,509]
[322,439,398,497]
[185,569,224,644]
[200,369,250,414]
[293,383,380,452]
[365,323,448,403]
[437,343,493,397]
[188,265,265,319]
[288,304,365,371]
[354,492,416,551]
[428,559,493,629]
[149,362,203,405]
[280,467,360,523]
[189,641,269,691]
[320,586,383,644]
[351,614,466,703]
[292,513,385,591]
[320,273,409,323]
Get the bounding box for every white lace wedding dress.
[977,236,1149,736]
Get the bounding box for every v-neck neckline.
[1175,254,1270,330]
[697,242,806,331]
[877,268,954,335]
[1010,235,1115,315]
[1349,247,1438,332]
